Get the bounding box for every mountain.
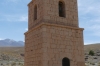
[0,39,24,47]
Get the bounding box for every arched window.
[59,1,65,17]
[34,5,37,20]
[62,57,70,66]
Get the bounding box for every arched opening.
[34,5,37,20]
[62,57,70,66]
[59,1,65,17]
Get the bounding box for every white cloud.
[85,19,100,37]
[78,0,100,15]
[78,0,100,44]
[25,28,28,31]
[0,14,28,22]
[19,16,28,22]
[89,25,100,36]
[84,42,100,45]
[89,25,100,30]
[1,0,19,5]
[0,38,3,40]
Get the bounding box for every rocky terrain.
[0,40,100,66]
[84,43,100,66]
[0,47,24,66]
[0,47,24,61]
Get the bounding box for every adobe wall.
[28,0,78,30]
[24,26,43,66]
[41,23,85,66]
[24,23,85,66]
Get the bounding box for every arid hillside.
[0,43,100,61]
[0,47,24,61]
[84,43,100,52]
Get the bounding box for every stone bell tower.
[24,0,85,66]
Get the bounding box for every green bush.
[89,50,94,56]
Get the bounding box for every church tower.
[24,0,85,66]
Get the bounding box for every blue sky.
[0,0,100,44]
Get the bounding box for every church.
[24,0,85,66]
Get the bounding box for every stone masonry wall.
[43,0,78,27]
[28,0,79,30]
[25,23,85,66]
[25,26,43,66]
[41,23,85,66]
[28,0,44,30]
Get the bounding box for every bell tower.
[24,0,85,66]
